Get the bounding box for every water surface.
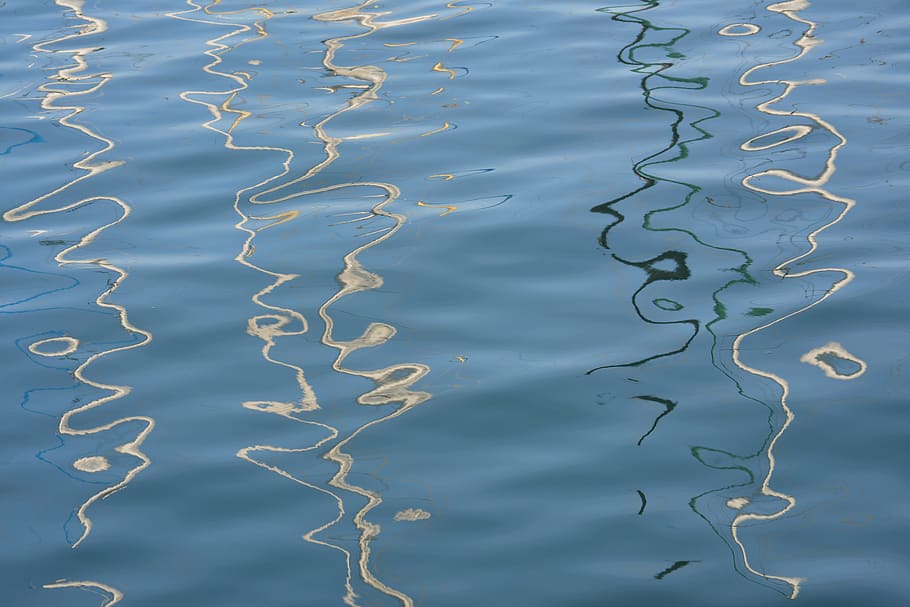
[2,0,909,605]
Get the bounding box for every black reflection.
[587,251,697,373]
[633,395,676,446]
[592,0,788,597]
[655,560,697,580]
[588,0,725,376]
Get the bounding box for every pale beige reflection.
[44,580,122,607]
[311,7,433,606]
[721,0,860,599]
[726,497,751,510]
[4,0,154,551]
[394,508,431,522]
[171,2,435,606]
[28,336,79,357]
[166,1,361,602]
[73,455,111,473]
[800,342,867,380]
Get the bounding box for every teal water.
[2,0,909,605]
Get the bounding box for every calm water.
[2,0,909,605]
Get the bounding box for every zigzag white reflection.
[44,579,122,607]
[721,0,862,598]
[170,2,433,605]
[4,0,153,552]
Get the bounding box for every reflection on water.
[592,0,863,600]
[720,0,863,598]
[3,9,153,603]
[2,0,899,604]
[172,2,432,604]
[800,342,866,380]
[43,579,123,606]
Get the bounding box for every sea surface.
[1,0,909,605]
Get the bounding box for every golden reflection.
[171,2,433,605]
[4,0,154,550]
[440,1,481,20]
[721,0,860,598]
[44,580,122,606]
[420,121,453,137]
[718,23,761,37]
[432,61,457,80]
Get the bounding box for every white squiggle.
[44,579,122,606]
[5,0,154,550]
[800,342,866,380]
[721,0,860,599]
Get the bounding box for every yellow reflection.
[432,61,457,80]
[44,580,122,606]
[4,0,154,550]
[440,1,476,20]
[722,0,860,598]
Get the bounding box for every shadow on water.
[170,2,433,604]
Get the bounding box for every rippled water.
[2,0,909,605]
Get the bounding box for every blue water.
[2,0,909,605]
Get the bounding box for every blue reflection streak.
[0,126,42,156]
[0,244,80,309]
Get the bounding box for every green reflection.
[591,0,795,599]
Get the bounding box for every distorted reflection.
[394,508,431,522]
[719,0,861,598]
[72,455,112,473]
[800,342,866,380]
[173,2,434,605]
[594,0,809,599]
[4,0,154,554]
[28,335,79,357]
